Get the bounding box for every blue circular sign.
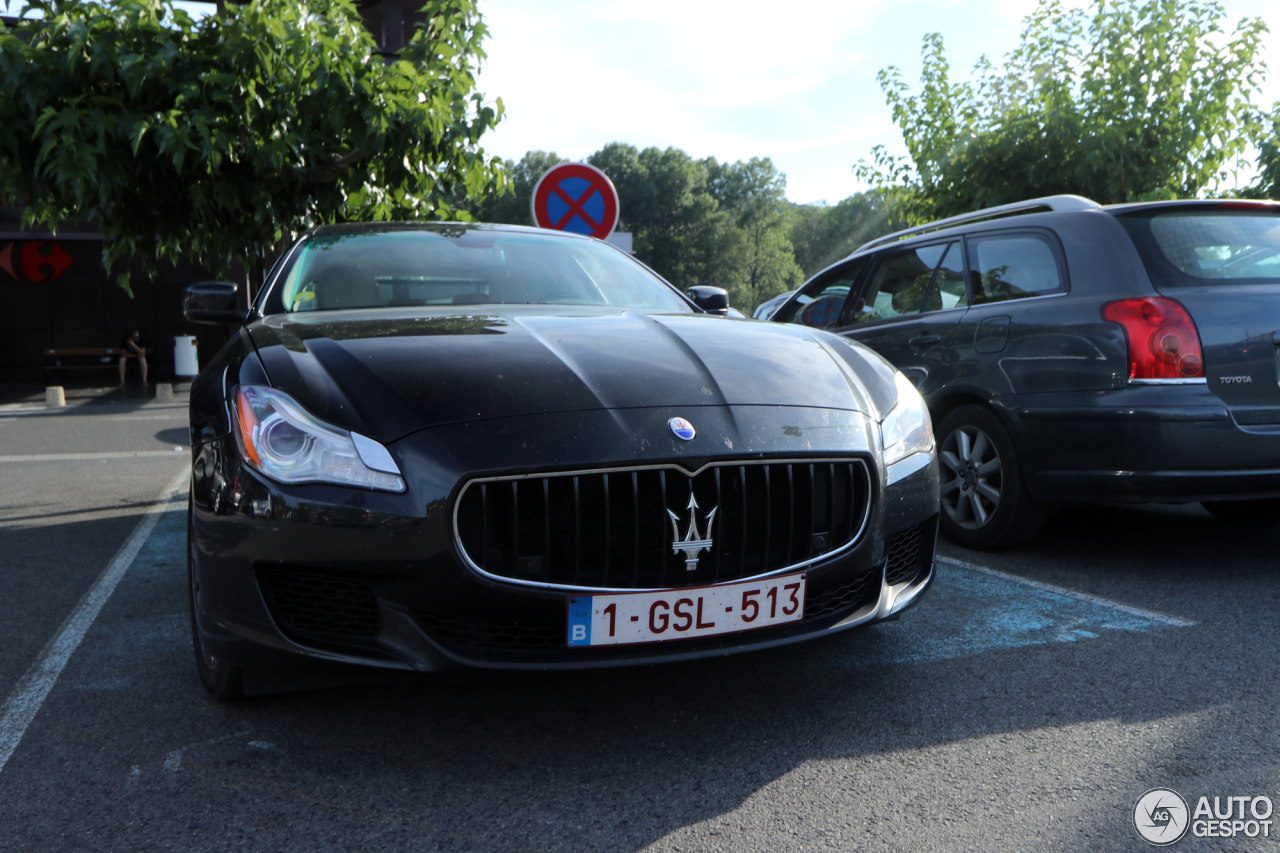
[531,162,620,239]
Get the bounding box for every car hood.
[246,309,894,444]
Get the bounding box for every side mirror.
[687,286,729,316]
[183,282,247,325]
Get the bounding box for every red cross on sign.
[531,163,620,240]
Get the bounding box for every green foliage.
[0,0,505,293]
[478,145,890,312]
[468,144,795,311]
[704,156,802,310]
[475,149,563,226]
[789,192,904,278]
[1245,112,1280,199]
[589,143,727,294]
[856,0,1268,224]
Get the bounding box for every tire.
[188,496,245,701]
[1201,498,1280,527]
[936,404,1045,550]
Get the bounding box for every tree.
[479,144,807,312]
[588,143,729,294]
[476,149,562,226]
[1243,108,1280,199]
[0,0,505,292]
[789,192,904,279]
[704,156,802,309]
[855,0,1267,224]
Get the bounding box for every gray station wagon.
[769,195,1280,548]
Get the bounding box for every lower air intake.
[258,567,382,641]
[884,517,937,586]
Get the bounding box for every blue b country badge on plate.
[566,596,593,646]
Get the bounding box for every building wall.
[0,214,235,384]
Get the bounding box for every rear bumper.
[999,384,1280,503]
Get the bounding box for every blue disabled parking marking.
[838,558,1195,670]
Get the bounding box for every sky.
[474,0,1280,205]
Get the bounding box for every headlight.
[880,372,935,482]
[232,385,405,492]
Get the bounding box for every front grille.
[454,459,872,590]
[884,517,936,586]
[258,568,382,641]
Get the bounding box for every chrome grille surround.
[453,458,873,592]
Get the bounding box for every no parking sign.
[531,162,620,240]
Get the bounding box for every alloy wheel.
[940,425,1003,529]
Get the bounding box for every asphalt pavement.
[0,400,1277,852]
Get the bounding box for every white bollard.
[156,383,175,403]
[45,386,65,407]
[174,335,199,378]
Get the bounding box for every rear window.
[264,228,690,314]
[1119,209,1280,287]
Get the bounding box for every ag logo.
[1134,788,1190,846]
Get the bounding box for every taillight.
[1101,297,1205,380]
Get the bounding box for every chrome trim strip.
[452,458,875,593]
[1128,377,1208,385]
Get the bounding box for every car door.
[770,257,868,331]
[837,241,970,399]
[951,228,1116,396]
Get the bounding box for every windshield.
[264,228,690,314]
[1119,209,1280,287]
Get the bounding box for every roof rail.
[854,194,1101,253]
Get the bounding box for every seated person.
[119,330,148,385]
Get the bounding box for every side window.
[922,242,969,312]
[773,258,866,329]
[967,232,1065,305]
[848,244,947,325]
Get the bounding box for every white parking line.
[0,467,189,774]
[939,556,1197,627]
[0,408,187,419]
[0,450,187,463]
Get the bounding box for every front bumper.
[189,406,940,677]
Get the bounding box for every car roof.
[835,196,1280,269]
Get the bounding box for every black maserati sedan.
[183,223,939,699]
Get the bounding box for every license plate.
[566,572,806,647]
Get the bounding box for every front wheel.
[188,497,245,701]
[1201,498,1280,527]
[936,405,1044,550]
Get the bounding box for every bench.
[44,347,123,384]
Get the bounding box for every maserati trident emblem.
[668,493,717,571]
[668,417,696,441]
